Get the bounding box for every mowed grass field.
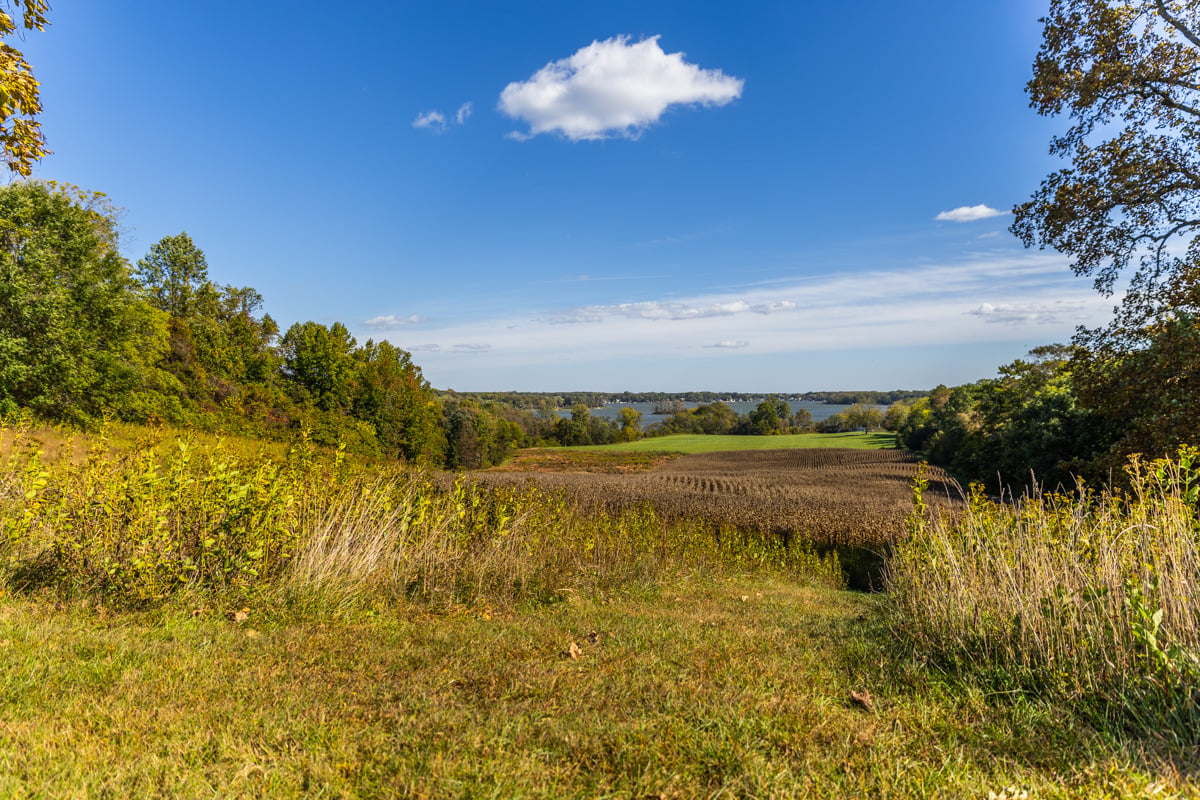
[1,576,1189,798]
[562,431,896,453]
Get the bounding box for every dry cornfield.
[469,448,961,548]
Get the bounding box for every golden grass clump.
[886,451,1200,743]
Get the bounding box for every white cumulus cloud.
[935,204,1005,223]
[499,35,744,141]
[455,102,473,124]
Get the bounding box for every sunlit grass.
[0,576,1192,797]
[887,451,1200,744]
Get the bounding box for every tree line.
[0,180,601,469]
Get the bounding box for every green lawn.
[0,576,1187,798]
[562,431,896,454]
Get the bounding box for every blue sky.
[19,1,1115,391]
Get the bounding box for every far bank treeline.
[0,181,900,469]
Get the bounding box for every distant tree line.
[447,389,925,410]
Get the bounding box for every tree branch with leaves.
[1012,0,1200,333]
[0,0,49,175]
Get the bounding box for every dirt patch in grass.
[477,448,961,550]
[491,448,683,474]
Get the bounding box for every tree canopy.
[0,181,169,421]
[1013,0,1200,330]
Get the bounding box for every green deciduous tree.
[280,321,357,411]
[618,406,643,441]
[0,181,170,421]
[136,233,212,320]
[354,339,439,463]
[1014,0,1200,333]
[1014,1,1200,465]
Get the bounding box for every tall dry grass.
[886,451,1200,743]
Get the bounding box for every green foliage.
[897,349,1108,493]
[1073,310,1200,478]
[817,403,883,434]
[135,232,212,320]
[0,424,840,610]
[0,181,172,423]
[1014,0,1200,327]
[354,339,439,463]
[280,320,357,412]
[617,405,643,441]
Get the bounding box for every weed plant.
[0,420,840,611]
[886,450,1200,745]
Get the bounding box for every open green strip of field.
[556,431,896,454]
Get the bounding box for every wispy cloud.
[364,314,427,330]
[363,254,1115,380]
[965,302,1084,326]
[412,110,448,132]
[542,299,795,324]
[499,35,743,141]
[413,102,473,134]
[935,204,1006,223]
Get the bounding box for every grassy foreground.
[571,431,896,454]
[1,421,1196,796]
[2,576,1192,798]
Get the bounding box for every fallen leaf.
[568,642,583,659]
[849,689,875,713]
[587,631,601,645]
[739,595,749,603]
[227,608,250,623]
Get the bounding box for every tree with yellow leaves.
[0,0,48,175]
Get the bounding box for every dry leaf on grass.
[567,642,583,660]
[849,689,875,713]
[226,608,250,623]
